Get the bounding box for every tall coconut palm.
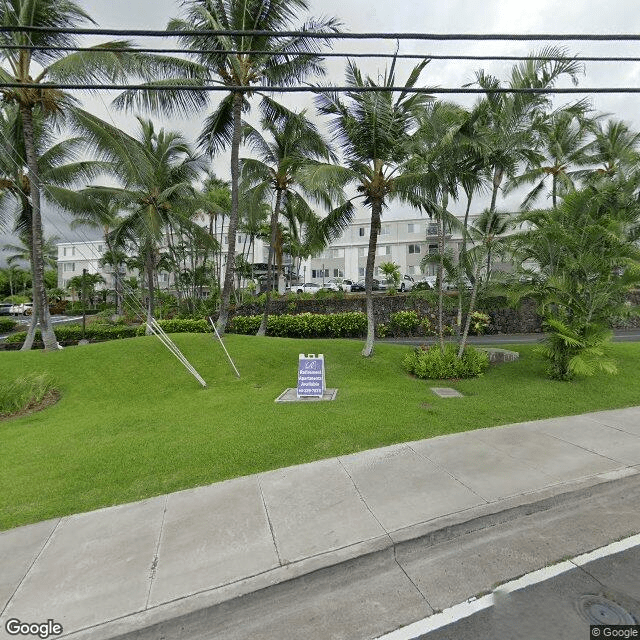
[69,110,208,327]
[241,99,337,335]
[506,103,594,209]
[585,118,640,178]
[316,59,431,357]
[0,0,205,350]
[0,102,108,347]
[473,48,584,218]
[152,0,341,335]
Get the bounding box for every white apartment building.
[57,213,504,294]
[303,215,473,283]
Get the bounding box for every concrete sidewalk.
[2,407,640,640]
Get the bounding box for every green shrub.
[136,318,211,335]
[228,312,367,338]
[470,311,491,335]
[0,373,57,417]
[5,324,140,345]
[389,310,420,335]
[229,315,262,334]
[0,317,17,332]
[376,322,388,338]
[403,343,489,379]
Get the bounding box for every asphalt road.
[383,329,640,346]
[409,543,640,640]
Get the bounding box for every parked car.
[9,302,32,315]
[322,279,342,292]
[0,303,12,316]
[414,275,436,291]
[295,283,321,294]
[377,278,393,291]
[350,280,381,292]
[398,274,415,292]
[341,279,354,292]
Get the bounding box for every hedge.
[4,319,213,346]
[403,343,489,379]
[0,317,17,332]
[229,312,367,338]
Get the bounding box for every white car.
[324,278,352,292]
[398,274,415,292]
[295,283,321,294]
[9,303,32,315]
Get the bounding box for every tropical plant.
[379,261,401,291]
[68,111,208,327]
[0,0,201,350]
[509,179,640,379]
[131,0,343,335]
[241,100,337,335]
[316,58,431,356]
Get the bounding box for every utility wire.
[3,26,640,40]
[0,82,638,94]
[1,43,639,64]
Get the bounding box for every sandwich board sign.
[297,354,325,398]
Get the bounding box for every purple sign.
[297,354,325,397]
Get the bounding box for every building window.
[378,245,391,256]
[358,247,367,257]
[380,225,390,235]
[63,263,75,272]
[429,244,438,255]
[427,223,438,236]
[408,223,419,233]
[359,227,366,237]
[330,248,344,259]
[358,267,365,277]
[408,244,421,254]
[71,246,76,256]
[63,247,67,257]
[312,269,329,278]
[98,244,104,253]
[333,268,343,277]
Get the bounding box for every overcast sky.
[3,0,640,263]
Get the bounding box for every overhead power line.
[2,26,640,40]
[0,82,639,94]
[1,43,640,64]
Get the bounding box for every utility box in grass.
[297,354,325,398]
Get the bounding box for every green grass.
[1,334,639,531]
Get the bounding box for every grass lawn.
[1,334,639,531]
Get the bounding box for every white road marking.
[375,532,640,639]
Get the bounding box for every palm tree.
[316,59,431,357]
[0,102,107,347]
[69,110,208,327]
[506,103,594,209]
[241,99,337,335]
[0,0,204,350]
[408,101,477,349]
[585,118,640,178]
[154,0,341,335]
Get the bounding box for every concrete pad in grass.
[339,444,485,532]
[148,476,279,607]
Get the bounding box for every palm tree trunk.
[437,195,447,354]
[257,190,283,336]
[217,91,243,335]
[490,167,503,214]
[145,249,155,334]
[20,105,59,351]
[458,258,484,358]
[362,199,382,358]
